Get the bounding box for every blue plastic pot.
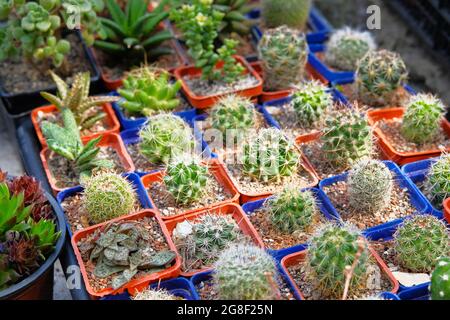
[398,283,430,300]
[100,277,198,300]
[380,292,401,300]
[56,172,152,238]
[241,188,339,260]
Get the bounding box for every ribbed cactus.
[291,80,333,127]
[347,160,393,214]
[83,172,136,224]
[427,154,450,208]
[307,223,369,299]
[242,128,300,183]
[325,27,376,71]
[394,215,449,273]
[139,114,194,165]
[401,94,446,144]
[266,185,318,234]
[431,257,450,300]
[261,0,312,30]
[258,26,309,91]
[355,50,408,106]
[321,108,373,168]
[214,243,278,300]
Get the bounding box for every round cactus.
[394,215,449,273]
[214,243,278,300]
[261,0,312,30]
[355,50,408,106]
[347,159,393,214]
[139,114,194,165]
[401,94,446,144]
[427,154,450,208]
[266,185,318,234]
[291,80,333,127]
[242,128,300,183]
[307,223,369,299]
[83,172,136,224]
[430,257,450,300]
[258,26,309,91]
[325,27,376,71]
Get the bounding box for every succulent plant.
[132,288,179,300]
[214,243,278,300]
[212,0,257,38]
[427,154,450,208]
[291,80,333,127]
[242,128,300,183]
[0,183,32,236]
[258,26,309,91]
[355,50,408,107]
[347,159,393,214]
[307,223,369,299]
[401,94,446,144]
[83,172,137,224]
[138,114,194,165]
[325,27,376,71]
[261,0,312,30]
[430,257,450,300]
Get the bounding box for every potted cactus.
[430,257,450,300]
[261,0,312,31]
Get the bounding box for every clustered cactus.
[431,257,450,300]
[265,185,318,234]
[291,80,333,127]
[258,26,309,91]
[82,172,137,224]
[213,243,279,300]
[394,215,449,273]
[242,128,300,183]
[132,288,179,300]
[401,94,446,144]
[355,50,408,107]
[347,159,393,214]
[426,154,450,208]
[261,0,312,30]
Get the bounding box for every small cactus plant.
[261,0,312,30]
[325,27,376,71]
[307,223,369,299]
[242,128,300,183]
[258,26,309,91]
[291,80,333,127]
[394,215,449,273]
[132,288,178,300]
[139,114,194,165]
[355,50,408,106]
[401,94,446,144]
[83,172,137,224]
[430,257,450,300]
[214,243,279,300]
[427,154,450,208]
[347,159,393,214]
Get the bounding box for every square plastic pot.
[398,283,430,300]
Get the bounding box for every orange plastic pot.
[444,198,450,224]
[40,133,135,195]
[368,108,450,165]
[174,55,263,109]
[280,246,400,300]
[164,203,264,277]
[71,209,181,298]
[141,159,240,221]
[31,104,120,148]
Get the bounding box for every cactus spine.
[427,154,450,208]
[430,257,450,300]
[261,0,312,30]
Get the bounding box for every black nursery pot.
[0,188,66,300]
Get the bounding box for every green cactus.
[242,128,300,183]
[394,215,449,273]
[258,26,309,91]
[431,257,450,300]
[265,185,318,234]
[307,223,369,299]
[347,159,393,214]
[213,243,278,300]
[291,80,333,127]
[401,94,446,144]
[355,50,408,107]
[261,0,312,30]
[138,114,194,165]
[325,27,377,71]
[118,67,182,117]
[132,288,179,300]
[427,154,450,208]
[83,172,137,224]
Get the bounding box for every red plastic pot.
[444,198,450,224]
[174,55,263,109]
[71,209,181,298]
[40,133,135,195]
[164,203,264,277]
[368,107,450,165]
[31,104,120,148]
